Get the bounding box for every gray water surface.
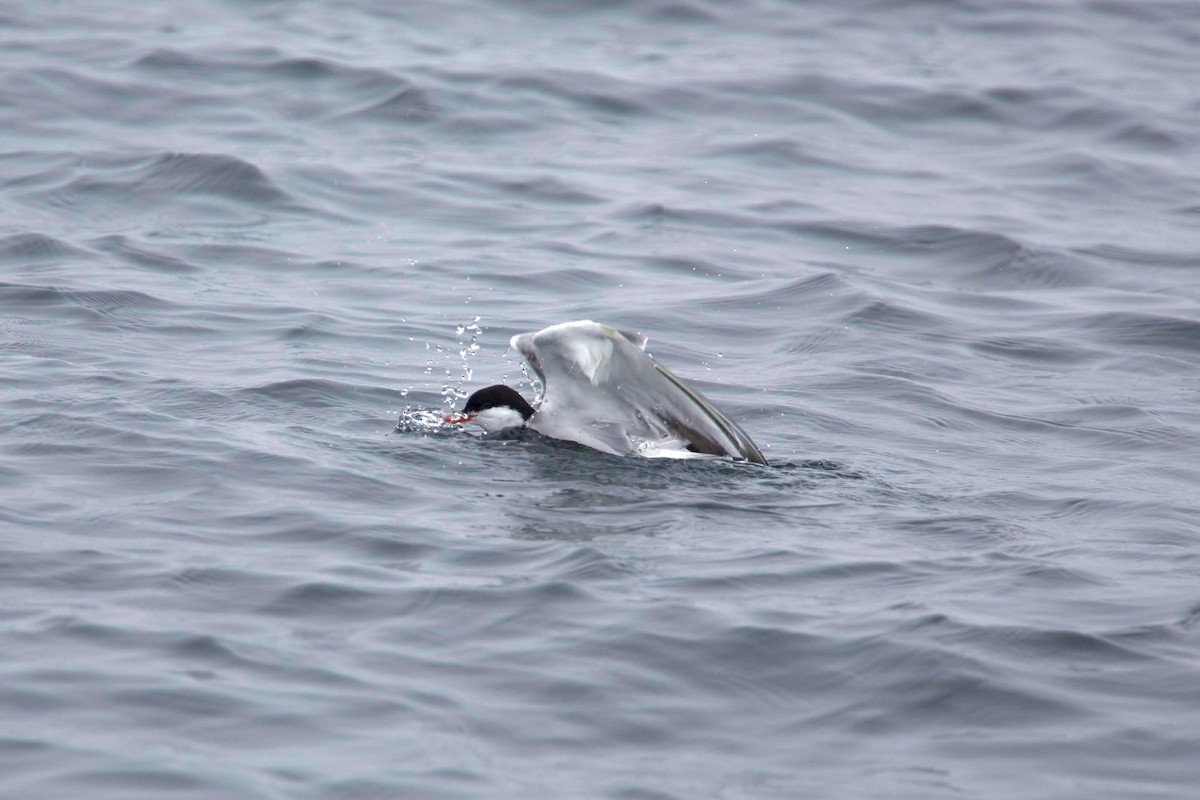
[3,1,1200,798]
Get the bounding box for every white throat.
[473,405,528,433]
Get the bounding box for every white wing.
[511,321,767,465]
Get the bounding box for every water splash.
[518,359,544,404]
[441,316,483,409]
[395,317,486,434]
[395,404,449,433]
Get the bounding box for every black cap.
[462,385,535,421]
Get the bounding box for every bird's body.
[445,320,767,466]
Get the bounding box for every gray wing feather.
[648,361,768,465]
[513,321,768,466]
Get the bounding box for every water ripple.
[3,0,1200,797]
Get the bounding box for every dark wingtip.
[650,363,768,465]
